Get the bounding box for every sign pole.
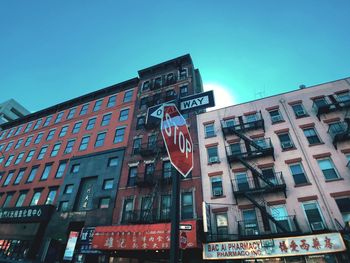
[170,166,180,263]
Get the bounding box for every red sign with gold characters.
[203,233,346,260]
[91,220,198,250]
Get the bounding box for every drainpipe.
[279,98,336,230]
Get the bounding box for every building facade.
[0,78,138,262]
[198,77,350,262]
[90,55,205,262]
[0,99,30,124]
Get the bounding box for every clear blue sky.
[1,0,349,112]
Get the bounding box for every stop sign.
[161,103,193,177]
[179,231,188,249]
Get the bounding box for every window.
[24,122,33,133]
[40,164,52,180]
[166,72,175,84]
[317,158,339,180]
[4,155,14,167]
[160,195,171,220]
[163,161,172,179]
[3,193,13,207]
[93,99,103,112]
[101,113,112,126]
[180,85,188,97]
[72,121,82,134]
[0,131,5,140]
[181,192,193,220]
[119,109,129,121]
[27,166,38,183]
[95,132,106,147]
[6,128,14,138]
[45,189,57,204]
[211,177,223,197]
[14,139,23,149]
[67,108,76,119]
[139,97,148,110]
[50,143,61,157]
[15,192,27,207]
[145,163,155,178]
[216,213,228,235]
[108,157,119,167]
[86,118,96,130]
[303,127,321,144]
[59,201,69,211]
[55,162,67,178]
[207,146,219,163]
[236,172,249,191]
[136,116,145,129]
[34,133,44,144]
[292,104,307,117]
[107,95,117,108]
[142,81,150,91]
[37,146,48,160]
[336,92,350,103]
[335,198,350,225]
[14,170,25,185]
[43,116,52,127]
[269,109,283,123]
[46,129,56,141]
[114,127,125,143]
[0,156,3,165]
[71,164,80,173]
[289,163,308,185]
[30,191,42,206]
[80,104,89,115]
[278,133,294,149]
[103,179,114,190]
[55,112,64,123]
[328,122,344,135]
[5,141,13,151]
[179,68,187,79]
[242,209,258,234]
[99,198,110,209]
[64,184,74,194]
[14,126,23,135]
[302,201,326,231]
[24,136,33,147]
[33,119,42,130]
[14,152,24,165]
[2,171,15,186]
[64,140,75,154]
[59,126,68,137]
[122,198,134,222]
[79,136,90,151]
[123,89,133,103]
[132,138,142,155]
[205,123,215,138]
[127,167,137,187]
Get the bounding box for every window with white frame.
[303,127,321,145]
[288,163,308,185]
[207,146,219,163]
[278,133,294,150]
[216,213,228,235]
[291,103,307,118]
[181,192,193,220]
[317,158,340,180]
[204,123,215,138]
[269,109,283,123]
[211,177,223,197]
[302,201,326,231]
[335,197,350,225]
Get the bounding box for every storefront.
[0,205,54,262]
[203,233,348,262]
[91,220,202,263]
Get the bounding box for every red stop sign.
[180,232,188,249]
[161,104,193,177]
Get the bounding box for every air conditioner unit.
[281,141,293,149]
[271,115,283,123]
[295,110,306,117]
[245,229,259,235]
[209,156,219,163]
[213,189,223,196]
[311,222,325,231]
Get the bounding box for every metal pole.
[170,168,180,263]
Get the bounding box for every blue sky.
[1,0,349,112]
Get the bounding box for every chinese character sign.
[203,233,346,260]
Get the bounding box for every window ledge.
[294,182,312,188]
[282,147,297,152]
[205,135,217,139]
[325,177,344,183]
[271,120,285,125]
[295,114,310,119]
[211,195,226,200]
[309,142,325,147]
[208,161,221,165]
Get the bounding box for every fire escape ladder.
[243,192,289,233]
[227,127,265,152]
[236,156,275,188]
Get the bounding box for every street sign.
[179,224,192,231]
[179,90,215,113]
[161,103,193,177]
[146,99,176,125]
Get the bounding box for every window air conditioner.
[311,222,325,231]
[213,189,223,196]
[209,156,219,163]
[295,110,306,117]
[271,115,283,123]
[281,141,293,149]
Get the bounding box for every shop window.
[80,104,89,115]
[269,109,284,123]
[204,123,215,138]
[211,177,223,197]
[72,122,82,134]
[181,192,193,220]
[79,136,90,151]
[317,158,340,180]
[67,108,76,120]
[303,127,321,145]
[289,163,308,185]
[302,201,326,231]
[207,146,219,164]
[278,133,294,150]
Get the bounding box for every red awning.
[92,220,198,250]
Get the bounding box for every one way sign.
[179,90,215,113]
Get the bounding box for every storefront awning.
[92,220,198,250]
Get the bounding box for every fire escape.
[222,112,300,238]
